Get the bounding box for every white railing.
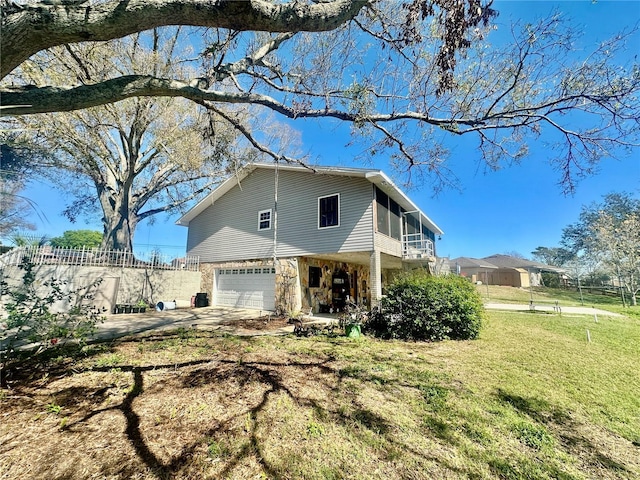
[0,245,199,271]
[402,234,435,260]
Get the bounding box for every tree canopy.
[9,29,267,251]
[561,192,640,305]
[530,246,573,268]
[2,0,639,193]
[49,229,103,248]
[0,134,46,237]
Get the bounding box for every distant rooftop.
[451,254,566,273]
[482,254,566,273]
[451,257,499,269]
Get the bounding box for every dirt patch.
[219,315,293,331]
[0,335,348,480]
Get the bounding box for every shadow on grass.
[5,331,633,479]
[496,388,631,476]
[66,355,339,479]
[0,341,116,388]
[488,456,580,480]
[497,389,570,424]
[9,340,474,479]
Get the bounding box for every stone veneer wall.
[201,257,377,315]
[297,257,371,314]
[199,263,215,304]
[275,258,301,314]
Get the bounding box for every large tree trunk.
[99,188,138,252]
[102,213,137,252]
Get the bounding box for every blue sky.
[15,0,640,260]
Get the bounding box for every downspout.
[273,158,279,268]
[273,158,280,311]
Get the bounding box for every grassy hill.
[1,309,639,479]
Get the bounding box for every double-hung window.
[258,209,272,230]
[318,194,340,228]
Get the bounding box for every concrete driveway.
[93,302,624,343]
[485,303,624,317]
[94,306,294,341]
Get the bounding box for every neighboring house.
[177,163,444,313]
[451,257,499,284]
[452,254,566,287]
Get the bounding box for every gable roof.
[176,162,444,235]
[451,257,499,269]
[482,254,566,273]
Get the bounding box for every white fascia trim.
[367,171,444,236]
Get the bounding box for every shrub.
[1,257,105,369]
[365,272,484,341]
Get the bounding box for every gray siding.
[374,232,403,257]
[187,168,375,262]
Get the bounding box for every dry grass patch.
[1,312,638,479]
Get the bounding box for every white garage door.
[215,267,276,310]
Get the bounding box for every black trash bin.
[195,292,209,308]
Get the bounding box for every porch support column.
[369,249,382,306]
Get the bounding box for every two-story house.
[176,163,443,314]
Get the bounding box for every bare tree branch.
[201,102,304,166]
[1,0,369,79]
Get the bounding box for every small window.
[258,209,272,230]
[309,266,321,288]
[318,194,340,228]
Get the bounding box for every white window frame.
[258,208,272,231]
[318,193,340,229]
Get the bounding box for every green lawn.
[478,284,640,319]
[1,309,638,479]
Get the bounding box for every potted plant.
[135,299,148,313]
[123,303,132,314]
[339,303,367,338]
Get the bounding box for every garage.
[215,267,276,310]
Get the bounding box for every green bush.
[365,272,484,341]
